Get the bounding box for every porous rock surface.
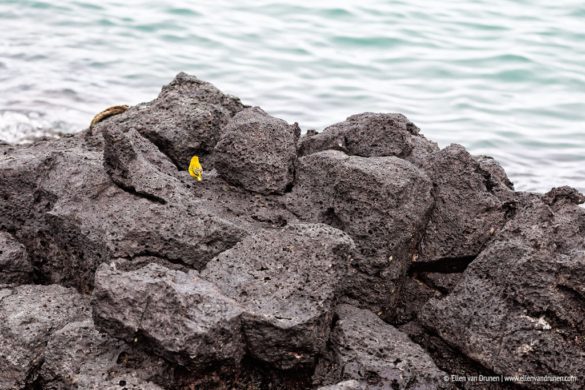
[89,71,246,168]
[0,231,32,284]
[0,73,583,389]
[92,261,246,369]
[314,304,449,389]
[201,223,355,369]
[420,189,585,388]
[38,319,167,390]
[298,112,439,167]
[286,150,434,317]
[214,107,300,194]
[0,285,90,389]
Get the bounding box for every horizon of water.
[1,0,584,193]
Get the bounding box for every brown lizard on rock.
[89,105,129,131]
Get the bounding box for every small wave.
[0,110,64,143]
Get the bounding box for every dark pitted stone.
[0,135,247,292]
[317,380,367,390]
[0,231,32,285]
[0,284,91,389]
[418,144,514,262]
[421,190,585,388]
[90,72,246,168]
[316,304,450,389]
[1,73,583,390]
[298,112,439,166]
[103,127,185,204]
[201,223,355,370]
[39,319,166,390]
[286,150,433,315]
[92,262,246,370]
[214,107,300,194]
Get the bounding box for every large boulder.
[0,284,91,389]
[286,150,434,314]
[298,112,439,166]
[92,261,246,369]
[315,304,450,389]
[417,144,515,263]
[420,188,585,388]
[214,107,300,194]
[89,72,246,168]
[0,231,32,284]
[201,223,355,369]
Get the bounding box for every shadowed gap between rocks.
[109,180,168,205]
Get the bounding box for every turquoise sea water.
[1,0,584,192]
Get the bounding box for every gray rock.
[189,170,300,230]
[298,112,439,166]
[318,380,367,390]
[392,276,442,326]
[286,150,434,314]
[0,231,32,284]
[202,223,355,369]
[89,72,246,168]
[420,190,585,388]
[103,127,184,204]
[0,135,247,291]
[475,154,515,196]
[92,262,246,369]
[0,284,91,389]
[418,144,513,262]
[214,107,300,194]
[39,319,166,390]
[317,304,450,389]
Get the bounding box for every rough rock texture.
[0,231,32,284]
[286,150,434,315]
[298,112,439,167]
[0,284,91,389]
[102,127,184,204]
[202,224,355,369]
[39,319,166,390]
[315,305,450,389]
[420,189,585,388]
[1,73,584,389]
[0,132,247,293]
[89,72,246,168]
[92,262,245,369]
[417,144,514,263]
[214,107,300,194]
[317,380,367,390]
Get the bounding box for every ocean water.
[1,0,584,193]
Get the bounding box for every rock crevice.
[1,73,583,389]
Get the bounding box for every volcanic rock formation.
[0,73,583,389]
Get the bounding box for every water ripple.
[0,0,584,193]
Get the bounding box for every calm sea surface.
[1,0,584,192]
